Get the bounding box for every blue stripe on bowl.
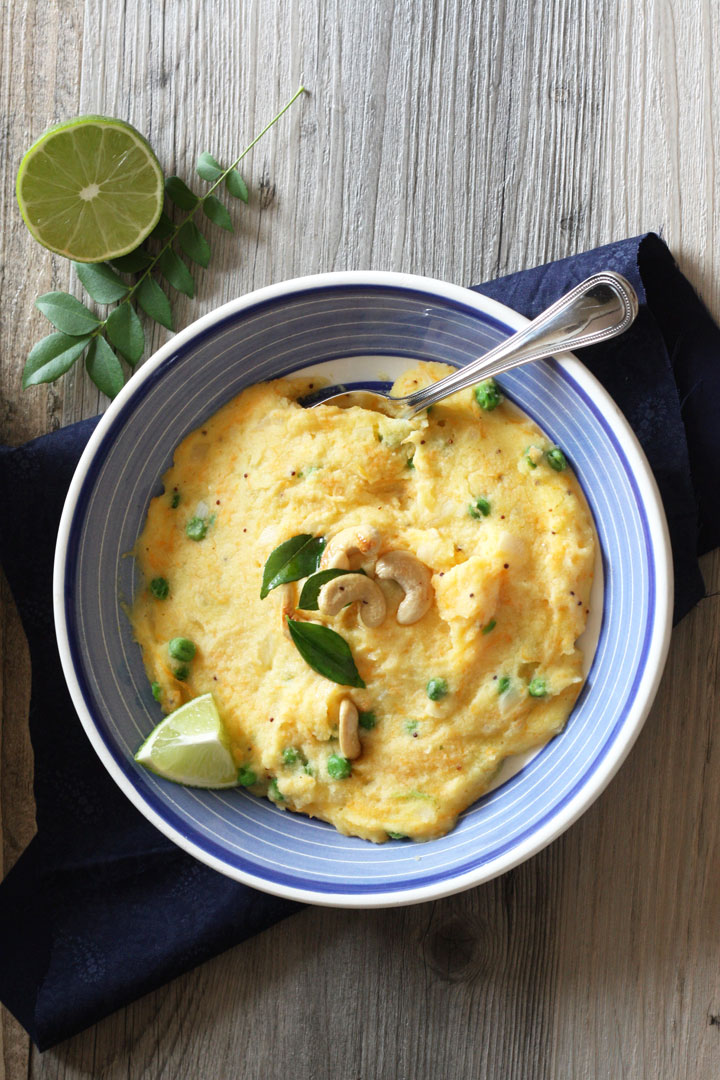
[61,282,661,899]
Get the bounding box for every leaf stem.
[97,85,306,331]
[206,84,306,199]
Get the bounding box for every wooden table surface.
[3,1,720,1077]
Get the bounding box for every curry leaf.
[137,276,173,330]
[85,337,125,398]
[260,534,326,598]
[106,302,145,364]
[178,221,211,268]
[297,569,367,611]
[110,247,152,273]
[35,292,100,335]
[203,194,234,232]
[158,249,195,298]
[151,211,175,241]
[196,151,223,182]
[22,333,92,388]
[286,619,366,688]
[226,168,249,202]
[73,261,129,304]
[165,175,198,210]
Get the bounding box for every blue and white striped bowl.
[54,272,673,907]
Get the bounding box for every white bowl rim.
[53,270,674,908]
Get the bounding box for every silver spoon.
[310,271,638,416]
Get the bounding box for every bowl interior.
[57,279,669,905]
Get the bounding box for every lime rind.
[16,115,164,262]
[134,692,239,789]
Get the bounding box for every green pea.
[168,637,196,662]
[170,492,181,508]
[172,663,190,681]
[327,754,352,780]
[282,746,299,765]
[358,710,377,730]
[387,831,408,840]
[149,576,170,600]
[528,677,548,697]
[268,778,285,802]
[546,447,568,471]
[151,681,162,701]
[303,762,315,777]
[498,675,511,694]
[426,678,448,701]
[468,496,491,519]
[404,719,419,734]
[474,379,503,411]
[185,516,208,541]
[524,446,542,469]
[482,618,497,635]
[237,766,256,787]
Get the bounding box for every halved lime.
[134,693,238,788]
[16,115,164,262]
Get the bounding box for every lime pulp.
[16,115,164,262]
[134,693,239,788]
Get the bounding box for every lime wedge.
[16,115,164,262]
[134,693,238,788]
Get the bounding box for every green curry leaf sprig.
[23,86,305,398]
[286,618,366,688]
[260,534,327,598]
[261,534,367,688]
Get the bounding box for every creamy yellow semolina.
[129,362,595,842]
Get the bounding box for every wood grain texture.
[2,0,720,1077]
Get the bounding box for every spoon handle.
[400,271,639,415]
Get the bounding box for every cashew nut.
[339,698,361,759]
[318,574,387,628]
[375,551,433,625]
[320,525,382,570]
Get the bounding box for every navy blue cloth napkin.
[1,232,718,1051]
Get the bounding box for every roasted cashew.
[375,551,433,625]
[318,574,387,628]
[339,698,361,759]
[320,525,382,570]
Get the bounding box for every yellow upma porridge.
[130,362,596,842]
